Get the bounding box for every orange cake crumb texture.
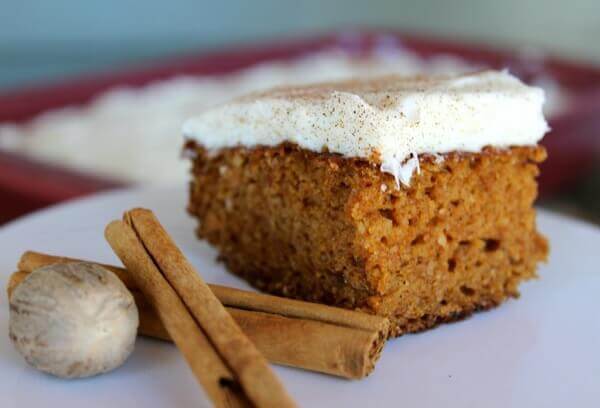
[188,143,548,337]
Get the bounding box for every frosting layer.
[183,70,548,185]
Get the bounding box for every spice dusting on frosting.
[183,70,549,186]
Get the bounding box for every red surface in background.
[1,30,599,225]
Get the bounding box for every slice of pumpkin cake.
[183,70,549,337]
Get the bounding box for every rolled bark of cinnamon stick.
[106,212,295,408]
[8,270,384,379]
[105,220,252,408]
[18,251,388,335]
[119,208,295,408]
[14,251,389,379]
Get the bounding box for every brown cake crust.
[187,142,548,337]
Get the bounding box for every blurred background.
[0,0,598,224]
[3,0,600,88]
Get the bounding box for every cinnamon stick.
[105,220,250,408]
[18,251,389,334]
[8,270,384,378]
[15,251,389,379]
[110,208,296,408]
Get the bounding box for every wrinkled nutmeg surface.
[9,262,139,378]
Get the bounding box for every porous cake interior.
[188,143,548,337]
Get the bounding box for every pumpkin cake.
[183,71,549,337]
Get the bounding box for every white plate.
[0,187,599,407]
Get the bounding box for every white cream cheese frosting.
[183,70,549,186]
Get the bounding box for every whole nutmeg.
[9,262,139,378]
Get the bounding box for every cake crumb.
[437,234,447,247]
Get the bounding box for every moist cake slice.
[183,70,549,337]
